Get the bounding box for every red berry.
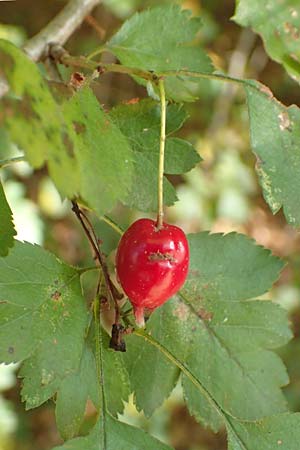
[116,218,189,326]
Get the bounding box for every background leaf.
[245,80,300,226]
[0,181,16,256]
[0,39,80,197]
[106,5,214,101]
[0,40,134,217]
[233,0,300,83]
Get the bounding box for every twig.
[0,0,101,97]
[50,47,157,82]
[71,200,120,324]
[23,0,101,62]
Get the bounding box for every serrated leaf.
[0,181,16,256]
[123,304,180,417]
[0,242,88,408]
[125,153,178,211]
[0,39,79,197]
[131,231,290,433]
[55,341,98,440]
[165,138,201,174]
[106,5,214,102]
[245,81,300,226]
[62,86,134,216]
[110,99,200,211]
[180,232,290,429]
[54,322,130,441]
[233,1,300,83]
[53,413,172,450]
[227,413,300,450]
[184,232,285,307]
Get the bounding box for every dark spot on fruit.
[51,290,61,301]
[8,346,14,354]
[149,251,176,262]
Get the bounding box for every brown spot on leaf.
[189,269,200,277]
[278,111,292,131]
[173,303,189,321]
[197,308,213,321]
[19,93,39,120]
[48,80,73,103]
[61,131,75,157]
[283,22,300,39]
[0,52,14,77]
[259,84,274,99]
[73,121,86,134]
[8,346,14,354]
[51,290,61,301]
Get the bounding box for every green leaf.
[53,414,172,450]
[54,301,170,449]
[55,342,98,440]
[245,81,300,226]
[184,232,284,307]
[62,86,134,216]
[0,242,88,408]
[0,39,80,197]
[123,305,180,417]
[110,99,200,211]
[227,413,300,450]
[106,5,214,102]
[131,232,290,433]
[165,138,201,174]
[233,1,300,83]
[0,181,16,256]
[0,40,134,216]
[54,323,130,440]
[101,331,131,417]
[180,232,290,429]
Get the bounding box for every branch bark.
[23,0,101,61]
[0,0,100,97]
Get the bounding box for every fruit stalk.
[157,78,167,230]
